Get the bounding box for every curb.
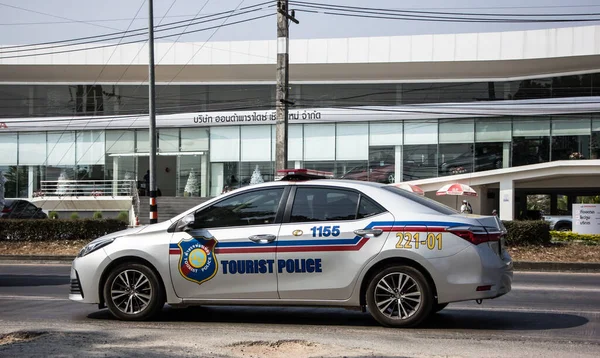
[0,255,599,272]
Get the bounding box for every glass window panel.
[439,119,474,144]
[336,123,368,160]
[288,125,303,161]
[475,119,512,142]
[304,124,335,161]
[592,132,600,160]
[512,137,550,167]
[439,143,473,176]
[0,133,18,166]
[178,155,204,197]
[136,129,149,153]
[106,130,135,154]
[210,162,239,196]
[193,188,284,228]
[593,118,600,131]
[404,121,437,145]
[403,144,437,180]
[552,118,591,136]
[241,125,271,162]
[46,132,75,166]
[474,143,506,171]
[369,122,402,146]
[551,136,590,160]
[181,128,209,151]
[210,127,240,162]
[303,161,335,175]
[159,129,180,153]
[76,131,105,166]
[513,118,550,136]
[18,132,46,165]
[337,160,369,180]
[240,162,274,187]
[290,187,359,223]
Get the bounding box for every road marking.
[448,306,600,315]
[0,295,69,301]
[512,284,600,293]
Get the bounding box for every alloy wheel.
[374,272,422,320]
[110,269,153,315]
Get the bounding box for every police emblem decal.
[177,230,219,285]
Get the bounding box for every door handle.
[248,234,277,244]
[354,229,384,237]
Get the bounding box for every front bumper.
[68,248,112,304]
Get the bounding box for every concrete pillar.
[28,166,34,199]
[499,178,514,220]
[395,84,403,105]
[394,145,402,183]
[112,156,119,196]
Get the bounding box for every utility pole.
[275,0,298,172]
[148,0,158,224]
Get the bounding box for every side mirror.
[178,213,195,232]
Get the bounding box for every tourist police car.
[69,169,513,328]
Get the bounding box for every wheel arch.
[358,256,439,307]
[98,256,167,309]
[554,220,572,230]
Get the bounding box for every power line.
[0,1,273,51]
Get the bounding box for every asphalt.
[0,264,599,357]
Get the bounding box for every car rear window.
[383,186,458,215]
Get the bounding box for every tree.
[250,165,264,185]
[184,169,200,197]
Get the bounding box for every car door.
[276,185,394,300]
[169,186,288,300]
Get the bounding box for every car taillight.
[447,226,504,245]
[1,207,10,213]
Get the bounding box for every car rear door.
[169,186,288,300]
[276,185,394,300]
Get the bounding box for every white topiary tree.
[249,165,264,185]
[184,169,200,197]
[56,170,69,195]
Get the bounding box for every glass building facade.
[1,115,599,198]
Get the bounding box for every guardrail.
[37,180,137,198]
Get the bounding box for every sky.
[0,0,600,45]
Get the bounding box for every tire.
[432,302,448,314]
[366,265,434,328]
[103,263,165,321]
[556,224,571,232]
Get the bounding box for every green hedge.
[0,219,128,241]
[551,231,600,243]
[502,220,551,246]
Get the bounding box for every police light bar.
[276,169,334,181]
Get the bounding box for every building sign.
[573,204,600,235]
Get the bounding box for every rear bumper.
[430,244,513,304]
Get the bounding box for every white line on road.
[448,306,600,315]
[512,284,600,293]
[0,295,69,301]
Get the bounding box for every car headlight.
[77,237,116,257]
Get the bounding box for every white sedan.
[69,173,512,328]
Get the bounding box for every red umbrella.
[436,183,478,197]
[390,183,425,196]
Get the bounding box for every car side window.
[357,196,385,219]
[192,188,284,229]
[290,187,359,222]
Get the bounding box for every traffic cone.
[135,216,140,226]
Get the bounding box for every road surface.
[0,263,598,357]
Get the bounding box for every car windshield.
[383,186,458,215]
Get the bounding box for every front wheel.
[103,263,165,321]
[366,265,434,328]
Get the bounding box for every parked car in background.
[0,200,48,219]
[542,214,572,231]
[340,164,395,183]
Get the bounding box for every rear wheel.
[103,263,165,321]
[366,265,433,328]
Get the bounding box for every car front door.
[169,186,288,300]
[276,186,394,300]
